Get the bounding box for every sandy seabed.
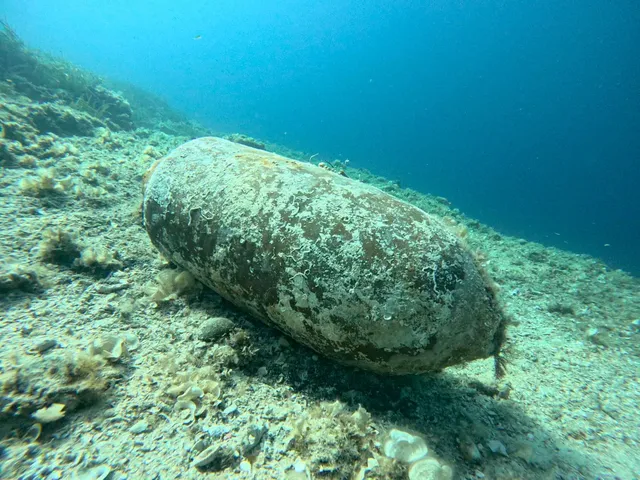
[1,100,639,480]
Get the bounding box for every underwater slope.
[1,25,639,479]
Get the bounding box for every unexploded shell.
[143,138,507,375]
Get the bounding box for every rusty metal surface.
[143,137,504,374]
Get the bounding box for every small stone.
[487,440,508,456]
[129,420,149,434]
[103,408,117,418]
[199,317,235,342]
[460,439,482,463]
[34,339,59,354]
[21,325,34,336]
[222,405,238,416]
[203,424,230,438]
[586,328,610,347]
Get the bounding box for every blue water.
[6,0,640,275]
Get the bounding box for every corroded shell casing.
[143,137,505,374]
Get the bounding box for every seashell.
[200,380,221,399]
[408,458,452,480]
[108,338,127,360]
[190,443,235,470]
[177,385,204,402]
[25,423,42,442]
[167,382,191,397]
[176,399,197,424]
[123,332,140,350]
[78,465,112,480]
[191,444,221,468]
[90,334,128,361]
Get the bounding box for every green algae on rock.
[142,137,506,374]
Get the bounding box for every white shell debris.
[25,423,42,442]
[383,429,429,464]
[32,403,66,423]
[191,444,221,468]
[89,332,139,361]
[77,465,112,480]
[285,459,311,480]
[175,399,197,425]
[408,457,453,480]
[177,385,204,402]
[123,332,140,350]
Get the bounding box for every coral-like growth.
[0,264,42,294]
[37,228,122,273]
[382,428,453,480]
[37,228,82,266]
[148,268,201,303]
[290,400,375,477]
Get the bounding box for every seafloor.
[1,24,639,480]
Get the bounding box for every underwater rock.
[29,102,104,137]
[224,133,266,150]
[142,137,506,374]
[199,316,235,342]
[84,85,134,131]
[2,97,103,139]
[0,264,42,293]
